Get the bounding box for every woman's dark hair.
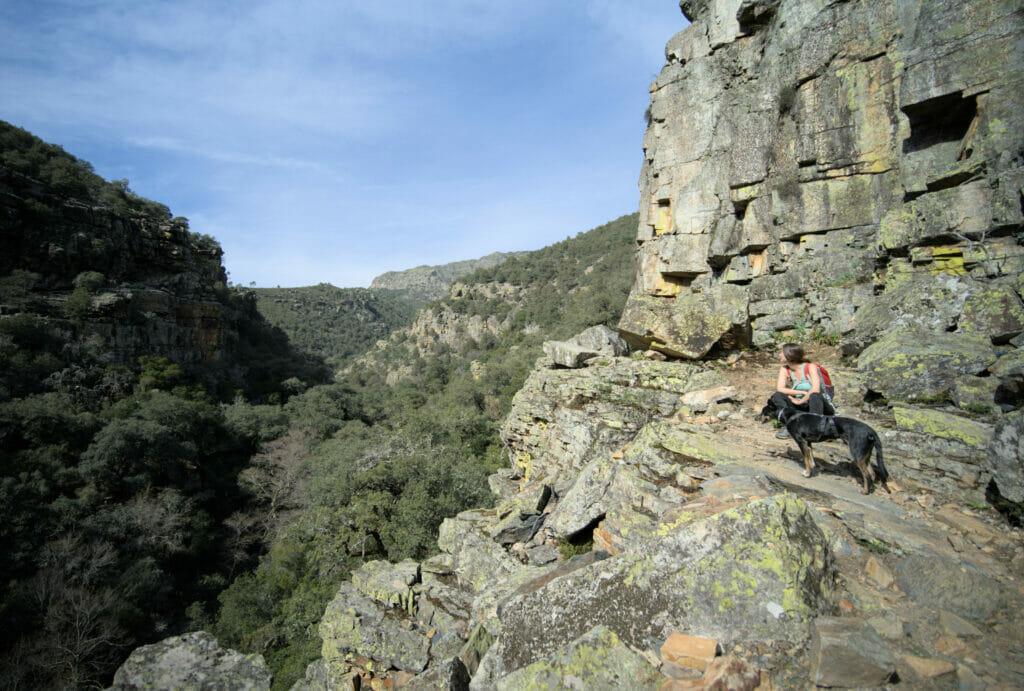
[782,343,805,364]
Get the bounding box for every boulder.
[991,348,1024,405]
[109,631,271,691]
[319,582,431,674]
[405,657,471,691]
[952,376,1000,413]
[809,617,896,687]
[542,340,599,368]
[986,410,1024,502]
[895,555,1004,622]
[959,282,1024,343]
[474,496,833,685]
[570,324,630,356]
[619,284,749,359]
[892,406,993,449]
[845,276,978,356]
[858,330,995,402]
[351,559,420,614]
[499,358,711,486]
[436,510,524,594]
[487,626,663,691]
[542,325,631,368]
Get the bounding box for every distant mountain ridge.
[369,251,526,300]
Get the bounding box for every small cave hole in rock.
[902,91,977,157]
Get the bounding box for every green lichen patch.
[893,405,994,448]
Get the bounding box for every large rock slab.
[319,582,431,674]
[546,419,755,541]
[987,410,1024,503]
[490,626,663,691]
[474,496,833,685]
[499,357,727,487]
[110,631,271,691]
[892,406,993,449]
[619,283,749,359]
[858,330,996,402]
[894,555,1004,622]
[809,616,897,687]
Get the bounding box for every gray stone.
[319,583,431,674]
[810,616,896,687]
[490,512,544,546]
[475,496,833,685]
[542,340,599,368]
[569,324,630,356]
[437,510,524,595]
[895,555,1004,622]
[499,358,708,486]
[953,376,1000,413]
[858,330,996,402]
[351,559,420,613]
[845,276,978,356]
[986,410,1024,503]
[619,283,750,359]
[488,626,662,691]
[405,657,470,691]
[110,631,271,691]
[960,282,1024,343]
[526,544,560,566]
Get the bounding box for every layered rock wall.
[620,0,1024,358]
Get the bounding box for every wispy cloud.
[2,0,686,287]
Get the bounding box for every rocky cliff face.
[0,145,323,399]
[619,0,1024,364]
[370,252,526,301]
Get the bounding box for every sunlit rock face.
[620,0,1024,358]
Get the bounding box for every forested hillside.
[252,284,419,365]
[208,213,639,687]
[0,122,331,688]
[0,120,640,689]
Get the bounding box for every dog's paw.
[802,470,812,478]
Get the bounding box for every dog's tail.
[873,432,890,493]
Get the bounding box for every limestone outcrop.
[618,0,1024,363]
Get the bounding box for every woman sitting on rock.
[771,343,835,438]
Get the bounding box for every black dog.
[760,399,889,494]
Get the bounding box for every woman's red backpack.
[804,363,835,402]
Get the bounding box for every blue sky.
[1,1,686,288]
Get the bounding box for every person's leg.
[770,391,794,412]
[807,392,825,416]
